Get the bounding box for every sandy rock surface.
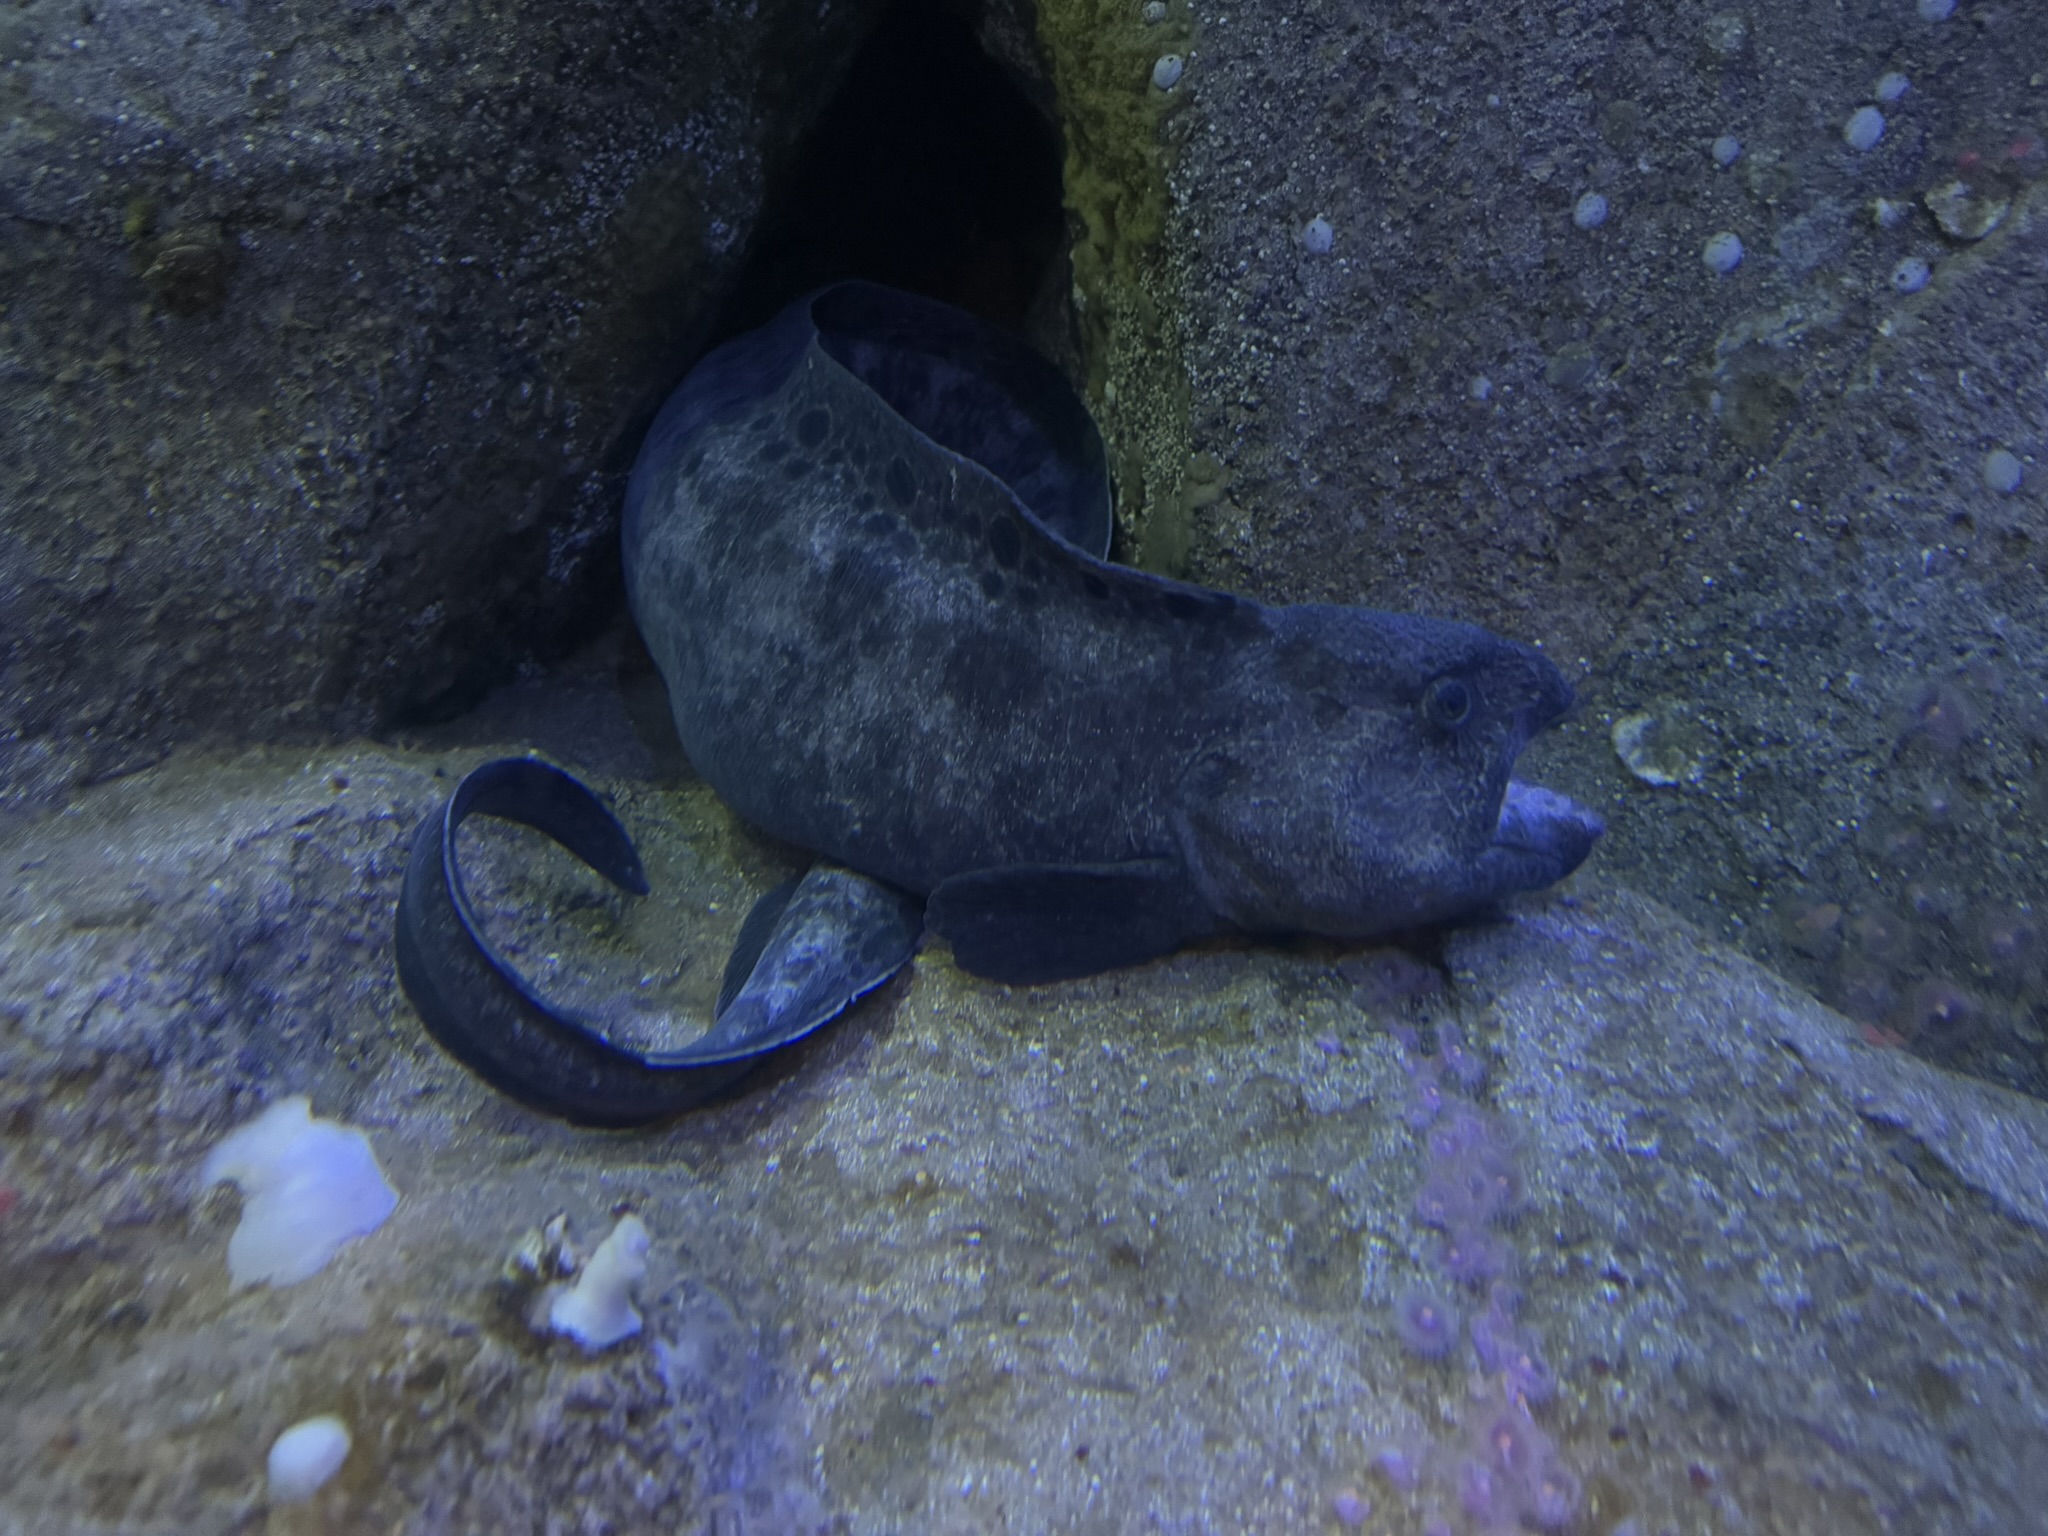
[3,715,2044,1533]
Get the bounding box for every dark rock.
[0,0,889,803]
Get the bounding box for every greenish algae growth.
[1033,0,1197,576]
[121,195,155,245]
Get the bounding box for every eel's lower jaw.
[1488,780,1605,889]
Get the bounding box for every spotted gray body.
[624,282,1601,983]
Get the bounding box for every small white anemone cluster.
[537,1215,654,1352]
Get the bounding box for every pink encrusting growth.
[1463,1392,1581,1532]
[1414,1104,1525,1232]
[1437,1224,1515,1288]
[1470,1285,1558,1406]
[1366,1021,1582,1531]
[1398,1025,1447,1128]
[1437,1022,1488,1092]
[1393,1282,1463,1359]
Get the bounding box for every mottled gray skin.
[624,284,1600,980]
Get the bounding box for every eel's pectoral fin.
[926,858,1219,985]
[700,864,923,1053]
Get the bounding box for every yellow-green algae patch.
[1033,0,1197,574]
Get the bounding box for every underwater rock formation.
[2,731,2046,1532]
[0,0,889,806]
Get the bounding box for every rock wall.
[1142,0,2048,1092]
[0,0,888,807]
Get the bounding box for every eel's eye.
[1422,676,1474,731]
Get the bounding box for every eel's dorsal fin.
[926,859,1218,985]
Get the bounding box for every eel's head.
[1176,604,1604,939]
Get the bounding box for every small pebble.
[1711,134,1742,167]
[1141,0,1166,21]
[1572,192,1609,230]
[1844,106,1886,152]
[1301,215,1334,254]
[1983,449,2023,495]
[1876,72,1910,103]
[1151,54,1184,91]
[1470,376,1493,402]
[1612,708,1708,787]
[1874,197,1910,228]
[1702,231,1744,273]
[1372,1444,1422,1492]
[1332,1489,1372,1528]
[1545,345,1598,392]
[1890,255,1931,293]
[268,1416,351,1504]
[1925,179,2010,241]
[1917,0,1954,19]
[1700,12,1749,58]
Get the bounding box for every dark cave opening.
[599,0,1074,718]
[598,0,1075,727]
[394,0,1071,734]
[710,0,1070,343]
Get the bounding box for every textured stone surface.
[12,0,2042,1089]
[2,719,2045,1533]
[1132,0,2048,1092]
[0,0,885,804]
[6,0,2048,1529]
